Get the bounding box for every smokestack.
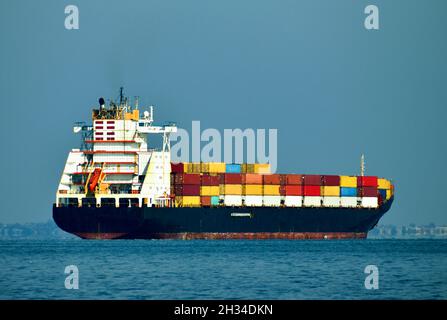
[99,97,105,110]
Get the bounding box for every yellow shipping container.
[386,189,392,200]
[208,162,226,173]
[223,184,242,195]
[263,185,280,195]
[178,196,201,207]
[183,162,193,173]
[340,176,357,187]
[254,163,270,174]
[378,178,391,190]
[191,162,201,173]
[322,186,340,196]
[241,163,255,173]
[244,184,263,195]
[200,163,210,173]
[201,186,220,196]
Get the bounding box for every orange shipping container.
[245,173,263,184]
[285,174,303,185]
[263,174,281,185]
[201,196,211,206]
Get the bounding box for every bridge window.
[101,198,116,207]
[119,198,139,208]
[58,198,78,207]
[82,198,97,208]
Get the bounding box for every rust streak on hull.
[75,232,128,240]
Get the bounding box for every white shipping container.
[303,196,322,207]
[340,197,358,208]
[361,197,378,208]
[263,196,281,206]
[244,196,263,207]
[284,196,303,207]
[224,195,242,206]
[323,197,341,207]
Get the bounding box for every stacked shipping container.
[244,173,263,206]
[303,175,322,207]
[358,176,378,208]
[340,176,358,208]
[322,175,341,207]
[170,162,392,209]
[283,174,302,207]
[263,174,281,206]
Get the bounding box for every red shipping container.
[245,173,263,184]
[358,176,378,187]
[224,173,243,184]
[173,185,183,195]
[323,175,340,186]
[201,174,220,186]
[279,185,285,196]
[182,184,201,196]
[285,185,303,196]
[171,162,184,174]
[263,174,281,185]
[360,186,378,197]
[285,174,303,185]
[303,175,322,186]
[183,174,201,185]
[201,196,211,206]
[304,185,321,196]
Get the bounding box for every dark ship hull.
[52,197,393,240]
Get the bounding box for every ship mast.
[119,86,124,105]
[360,154,365,176]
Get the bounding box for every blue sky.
[0,0,446,224]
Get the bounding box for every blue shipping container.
[378,189,387,199]
[340,187,357,197]
[225,164,241,173]
[211,196,220,206]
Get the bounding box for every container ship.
[53,89,394,240]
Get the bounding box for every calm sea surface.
[0,239,446,299]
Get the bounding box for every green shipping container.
[211,196,220,206]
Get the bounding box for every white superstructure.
[56,89,177,208]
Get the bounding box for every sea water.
[0,239,446,299]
